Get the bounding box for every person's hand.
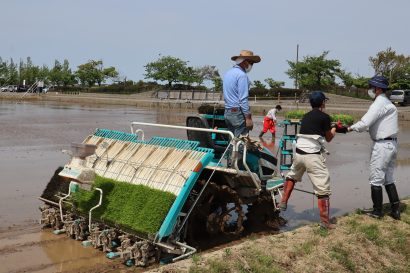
[336,126,348,134]
[332,120,348,134]
[331,120,342,128]
[245,116,254,131]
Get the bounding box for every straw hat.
[231,50,261,63]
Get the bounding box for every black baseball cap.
[309,91,329,108]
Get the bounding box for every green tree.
[76,60,117,87]
[264,78,285,89]
[37,65,49,82]
[369,47,410,88]
[1,57,24,85]
[102,66,119,83]
[180,66,201,87]
[46,59,75,86]
[286,51,342,90]
[61,59,76,86]
[76,60,100,86]
[144,56,188,88]
[351,75,370,89]
[19,57,40,85]
[49,60,63,86]
[212,76,222,91]
[336,70,354,88]
[195,65,220,87]
[0,57,8,85]
[8,58,19,85]
[253,80,266,89]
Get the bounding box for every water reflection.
[258,138,276,154]
[40,231,113,273]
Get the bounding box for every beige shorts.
[286,153,331,196]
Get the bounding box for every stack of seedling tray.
[285,110,355,125]
[71,176,176,237]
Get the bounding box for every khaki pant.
[286,153,331,196]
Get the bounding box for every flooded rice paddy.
[0,100,409,273]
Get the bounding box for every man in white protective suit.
[348,75,401,220]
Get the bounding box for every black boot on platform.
[367,185,383,219]
[385,183,401,220]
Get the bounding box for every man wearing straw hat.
[223,50,261,137]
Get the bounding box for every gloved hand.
[245,116,254,131]
[331,120,348,134]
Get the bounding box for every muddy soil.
[0,101,409,272]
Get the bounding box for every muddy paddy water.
[0,101,409,273]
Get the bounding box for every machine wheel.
[186,180,244,246]
[245,192,287,231]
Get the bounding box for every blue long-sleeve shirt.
[223,65,251,115]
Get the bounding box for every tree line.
[0,58,119,87]
[1,47,409,92]
[286,48,410,90]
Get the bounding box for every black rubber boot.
[385,183,401,220]
[259,132,264,138]
[367,185,383,219]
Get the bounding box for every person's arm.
[237,75,250,115]
[324,115,336,142]
[349,102,381,132]
[325,127,336,142]
[237,75,253,130]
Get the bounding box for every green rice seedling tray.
[284,110,354,125]
[330,114,354,125]
[285,110,306,120]
[71,176,176,237]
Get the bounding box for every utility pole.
[295,44,299,89]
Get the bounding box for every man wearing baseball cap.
[223,50,261,137]
[348,75,401,220]
[279,91,338,229]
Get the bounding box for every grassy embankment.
[155,200,410,273]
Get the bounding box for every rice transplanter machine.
[39,107,285,267]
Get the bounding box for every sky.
[1,0,410,87]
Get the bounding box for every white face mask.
[368,88,376,99]
[245,63,253,73]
